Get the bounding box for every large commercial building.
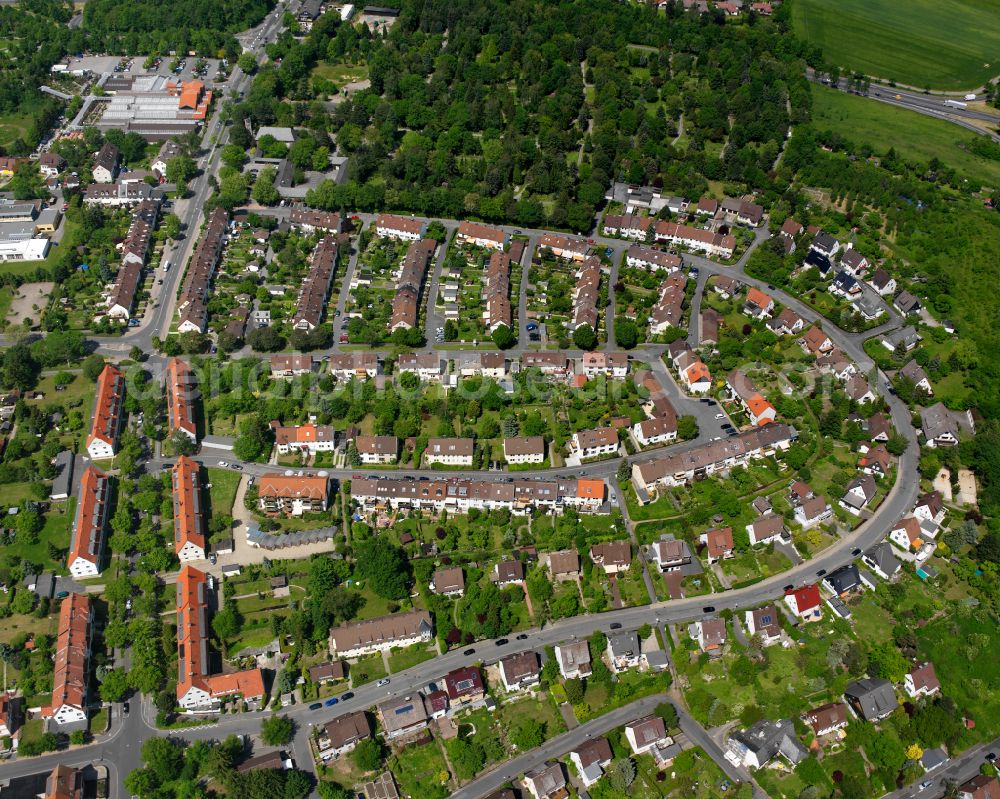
[90,76,213,141]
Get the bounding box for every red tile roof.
[68,466,110,570]
[86,364,125,450]
[172,456,206,557]
[48,594,92,717]
[166,357,197,439]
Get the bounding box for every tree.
[238,52,258,74]
[171,430,198,456]
[607,758,637,792]
[351,738,384,772]
[867,642,909,683]
[162,213,182,240]
[252,167,280,205]
[354,538,411,600]
[248,326,285,352]
[166,155,197,184]
[99,668,129,702]
[260,714,295,746]
[284,769,312,799]
[509,716,544,749]
[16,506,44,543]
[564,677,584,704]
[211,602,242,644]
[317,783,351,799]
[1,344,40,390]
[573,324,597,351]
[141,736,184,781]
[655,701,679,729]
[677,415,699,440]
[615,318,639,349]
[233,415,273,461]
[491,324,516,349]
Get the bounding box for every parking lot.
[66,55,226,84]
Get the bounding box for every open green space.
[792,0,1000,89]
[389,738,451,799]
[311,61,369,85]
[810,85,1000,187]
[205,468,242,516]
[387,644,437,673]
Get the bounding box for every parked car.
[324,697,339,707]
[463,648,476,656]
[341,692,354,701]
[376,678,390,687]
[308,702,323,710]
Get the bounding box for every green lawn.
[205,468,241,516]
[810,85,1000,187]
[390,739,451,799]
[311,61,369,85]
[387,643,437,673]
[792,0,1000,89]
[349,652,387,686]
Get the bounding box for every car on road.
[308,702,323,710]
[689,267,699,276]
[526,323,538,331]
[610,622,622,630]
[516,634,528,640]
[376,678,390,687]
[463,648,476,655]
[324,697,339,707]
[702,606,715,613]
[123,702,130,715]
[783,584,794,591]
[56,590,69,598]
[852,548,862,556]
[341,692,354,701]
[767,284,776,290]
[339,335,348,343]
[816,568,827,577]
[218,461,228,467]
[209,554,218,565]
[715,413,725,419]
[495,638,509,646]
[919,781,934,791]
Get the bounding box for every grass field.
[792,0,1000,90]
[205,468,241,516]
[810,85,1000,187]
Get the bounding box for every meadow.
[792,0,1000,90]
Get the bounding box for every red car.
[339,334,348,342]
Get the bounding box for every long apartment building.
[626,244,682,272]
[177,207,228,333]
[107,199,160,319]
[654,220,735,259]
[457,220,509,250]
[572,256,601,331]
[633,423,795,496]
[257,474,330,516]
[389,238,435,332]
[289,207,345,234]
[292,235,339,331]
[483,251,512,332]
[538,233,592,261]
[166,357,198,442]
[86,364,126,459]
[67,466,111,578]
[375,213,427,241]
[172,456,206,562]
[352,477,607,515]
[329,609,434,658]
[43,594,93,725]
[176,565,265,709]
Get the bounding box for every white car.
[376,678,390,687]
[218,460,228,467]
[715,413,725,419]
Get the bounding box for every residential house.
[397,353,443,382]
[493,559,525,586]
[824,564,862,598]
[317,711,372,759]
[43,593,93,725]
[768,308,805,336]
[894,290,921,315]
[721,197,765,227]
[784,584,823,621]
[445,666,485,706]
[914,491,945,525]
[355,435,399,464]
[570,737,613,788]
[424,438,474,467]
[589,540,632,574]
[795,495,832,529]
[524,763,567,799]
[503,436,546,464]
[882,326,921,353]
[693,618,727,653]
[430,566,465,597]
[651,538,691,571]
[747,514,786,546]
[606,630,641,673]
[554,641,592,679]
[378,695,430,739]
[581,351,629,379]
[920,403,964,447]
[862,542,901,581]
[799,326,834,355]
[499,651,541,692]
[39,152,66,178]
[830,270,862,300]
[700,527,735,563]
[726,719,807,769]
[329,610,434,658]
[171,456,206,562]
[803,702,849,737]
[67,467,110,578]
[840,247,870,275]
[257,475,329,516]
[779,217,803,246]
[93,142,120,183]
[727,369,776,426]
[957,775,1000,799]
[890,517,924,553]
[844,375,876,405]
[701,308,721,345]
[869,268,897,297]
[272,422,337,455]
[86,364,126,459]
[374,213,427,241]
[165,357,198,443]
[633,413,678,447]
[571,427,619,460]
[308,661,346,684]
[330,352,378,380]
[745,605,782,645]
[743,287,774,319]
[810,231,840,258]
[270,354,315,378]
[713,275,742,299]
[457,220,508,250]
[151,140,181,176]
[840,474,877,515]
[900,360,933,395]
[625,715,670,755]
[676,350,712,393]
[859,443,891,478]
[904,662,941,698]
[844,678,897,721]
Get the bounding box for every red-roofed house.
[444,666,485,705]
[86,364,126,459]
[67,466,111,578]
[43,594,93,725]
[172,456,206,562]
[784,584,822,621]
[700,527,735,563]
[904,662,941,698]
[166,357,198,443]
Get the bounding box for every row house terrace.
[625,244,682,272]
[457,220,509,251]
[172,456,207,562]
[292,236,339,331]
[165,357,198,442]
[289,207,345,234]
[389,238,435,332]
[177,207,228,333]
[351,476,607,515]
[483,251,512,332]
[67,466,111,578]
[42,593,94,726]
[85,364,126,459]
[571,256,602,332]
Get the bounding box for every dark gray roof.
[730,719,807,765]
[825,564,861,594]
[863,542,901,578]
[50,451,74,499]
[845,678,897,720]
